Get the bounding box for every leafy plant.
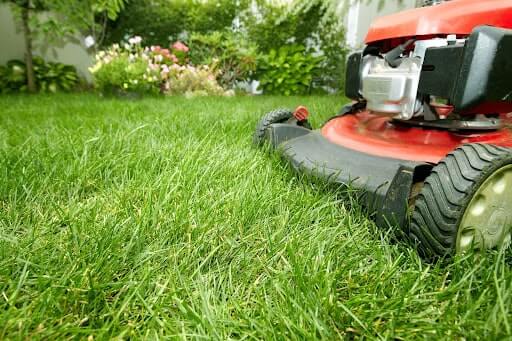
[256,45,323,96]
[164,64,228,97]
[0,60,28,92]
[240,1,347,92]
[2,0,126,92]
[32,57,80,93]
[241,2,324,54]
[0,58,79,93]
[104,0,246,47]
[90,40,160,95]
[90,37,230,97]
[188,31,258,89]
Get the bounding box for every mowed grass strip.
[0,94,511,339]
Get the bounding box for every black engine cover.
[453,26,512,111]
[418,26,512,113]
[345,52,363,100]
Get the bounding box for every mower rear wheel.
[409,143,512,258]
[253,109,312,146]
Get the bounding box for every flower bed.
[90,36,232,97]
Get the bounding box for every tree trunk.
[21,2,36,93]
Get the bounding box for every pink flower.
[170,54,179,63]
[172,41,189,53]
[161,65,170,77]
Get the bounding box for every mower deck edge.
[267,123,431,228]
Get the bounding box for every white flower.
[154,55,163,63]
[84,35,95,48]
[177,31,189,41]
[129,36,142,45]
[88,62,102,74]
[129,54,136,62]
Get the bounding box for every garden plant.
[90,37,231,97]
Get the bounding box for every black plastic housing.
[419,26,512,113]
[453,26,512,111]
[418,45,464,98]
[345,52,362,100]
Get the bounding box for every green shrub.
[104,0,244,47]
[242,1,347,92]
[0,57,79,93]
[103,0,347,93]
[165,64,228,97]
[188,31,258,89]
[90,40,163,95]
[91,53,158,95]
[241,2,323,53]
[256,45,323,96]
[33,57,80,93]
[0,60,27,92]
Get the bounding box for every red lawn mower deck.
[255,0,512,259]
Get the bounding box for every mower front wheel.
[253,109,312,146]
[410,143,512,258]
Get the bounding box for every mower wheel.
[409,143,512,258]
[253,109,312,146]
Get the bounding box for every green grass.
[0,94,511,339]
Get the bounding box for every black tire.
[409,143,512,259]
[253,109,312,146]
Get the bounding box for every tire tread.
[409,143,512,258]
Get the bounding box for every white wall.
[0,4,94,82]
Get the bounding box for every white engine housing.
[362,56,422,120]
[360,38,461,120]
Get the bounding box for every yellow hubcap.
[457,164,512,253]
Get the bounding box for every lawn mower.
[254,0,512,259]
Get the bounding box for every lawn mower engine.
[255,0,512,259]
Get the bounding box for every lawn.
[0,94,511,339]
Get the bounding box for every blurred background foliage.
[104,0,348,94]
[2,0,405,95]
